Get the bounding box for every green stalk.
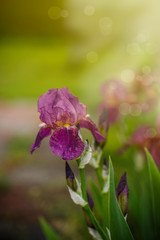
[79,168,88,202]
[96,167,104,189]
[78,165,109,240]
[84,204,109,240]
[102,192,109,228]
[96,166,109,229]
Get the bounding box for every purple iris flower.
[31,88,105,160]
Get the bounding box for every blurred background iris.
[0,0,160,239]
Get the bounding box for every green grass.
[0,37,70,99]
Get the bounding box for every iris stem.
[102,192,109,228]
[78,164,109,240]
[79,168,88,202]
[84,204,109,240]
[96,167,104,189]
[96,166,109,229]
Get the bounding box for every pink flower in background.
[132,73,157,112]
[131,125,153,146]
[31,88,105,160]
[129,122,160,168]
[99,79,129,124]
[99,74,158,126]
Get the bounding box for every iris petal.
[49,126,84,160]
[38,88,87,126]
[31,127,52,154]
[79,117,105,142]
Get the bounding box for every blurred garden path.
[0,101,39,137]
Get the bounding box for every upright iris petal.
[38,88,87,126]
[31,88,105,160]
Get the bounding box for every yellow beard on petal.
[55,119,70,128]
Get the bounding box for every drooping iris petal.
[79,117,105,142]
[38,88,87,126]
[31,127,52,154]
[49,127,84,160]
[116,172,129,216]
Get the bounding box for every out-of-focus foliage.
[39,217,60,240]
[1,0,160,109]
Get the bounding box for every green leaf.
[145,149,160,238]
[90,180,103,215]
[39,217,60,240]
[108,158,134,240]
